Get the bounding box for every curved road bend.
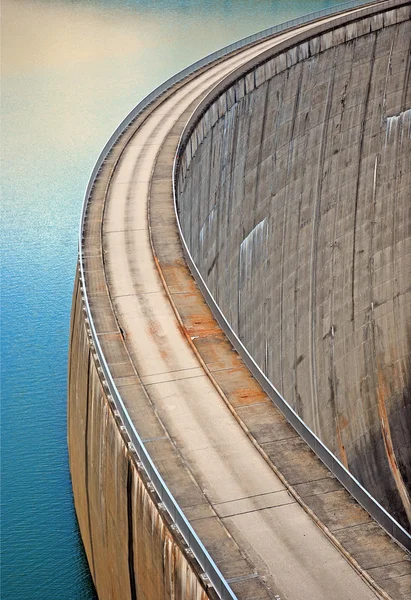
[102,9,387,600]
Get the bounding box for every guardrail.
[172,2,411,553]
[78,3,409,600]
[82,303,237,599]
[172,199,411,552]
[78,0,383,227]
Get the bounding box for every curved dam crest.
[69,3,411,600]
[177,6,411,531]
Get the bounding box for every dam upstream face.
[68,2,411,599]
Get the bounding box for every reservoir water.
[1,1,343,597]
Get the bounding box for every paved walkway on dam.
[84,4,410,600]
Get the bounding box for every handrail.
[78,3,409,600]
[172,2,411,554]
[80,275,237,599]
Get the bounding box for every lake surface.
[1,1,343,597]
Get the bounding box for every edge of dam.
[68,2,411,599]
[175,1,411,536]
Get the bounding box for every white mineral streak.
[199,205,217,251]
[385,108,411,146]
[163,537,174,595]
[176,551,208,600]
[239,218,268,301]
[372,154,378,205]
[222,106,235,174]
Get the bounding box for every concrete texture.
[177,4,411,533]
[68,270,211,600]
[68,2,411,600]
[150,62,410,600]
[98,26,385,599]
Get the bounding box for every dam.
[68,1,411,599]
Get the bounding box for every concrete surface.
[68,271,211,600]
[69,2,411,600]
[178,1,411,533]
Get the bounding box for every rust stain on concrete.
[158,260,199,295]
[231,387,268,406]
[209,366,270,407]
[192,337,242,372]
[184,312,222,338]
[336,416,349,470]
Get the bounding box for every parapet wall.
[176,4,411,530]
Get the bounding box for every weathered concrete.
[68,270,211,600]
[98,26,386,599]
[177,4,411,533]
[151,91,411,600]
[69,3,411,600]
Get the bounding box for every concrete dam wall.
[69,3,411,600]
[176,7,411,530]
[68,270,210,600]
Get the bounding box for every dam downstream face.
[3,1,352,598]
[177,11,411,530]
[68,3,411,600]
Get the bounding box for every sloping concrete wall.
[68,270,210,600]
[177,6,411,531]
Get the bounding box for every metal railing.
[79,0,384,226]
[88,330,237,599]
[172,198,411,553]
[172,2,411,554]
[78,3,409,600]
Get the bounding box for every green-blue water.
[1,1,343,597]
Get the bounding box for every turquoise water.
[1,1,343,597]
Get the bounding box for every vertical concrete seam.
[237,94,254,340]
[329,118,345,466]
[252,81,270,372]
[400,21,411,112]
[280,65,303,396]
[381,37,395,123]
[309,46,338,436]
[85,347,96,583]
[225,104,239,330]
[293,192,303,414]
[351,33,377,324]
[127,461,138,600]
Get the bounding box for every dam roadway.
[70,2,411,600]
[104,18,380,600]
